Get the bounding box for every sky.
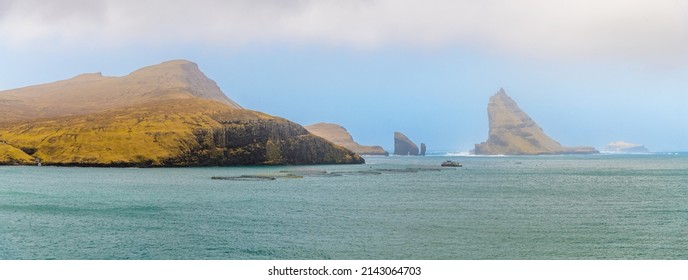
[1,0,687,152]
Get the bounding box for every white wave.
[443,152,471,157]
[441,152,508,157]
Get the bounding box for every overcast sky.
[1,0,687,152]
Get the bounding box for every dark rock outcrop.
[474,88,598,155]
[394,132,419,156]
[420,143,426,156]
[170,119,364,165]
[304,123,388,156]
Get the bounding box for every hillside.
[0,60,363,166]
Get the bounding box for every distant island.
[0,60,363,166]
[474,88,598,155]
[304,123,388,156]
[604,141,649,153]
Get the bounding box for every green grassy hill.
[0,61,362,166]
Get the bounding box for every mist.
[1,0,687,152]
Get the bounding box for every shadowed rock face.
[420,143,426,156]
[305,123,388,156]
[176,119,363,165]
[0,60,363,166]
[474,88,598,155]
[394,132,419,156]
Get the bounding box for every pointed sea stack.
[394,132,419,156]
[474,88,598,155]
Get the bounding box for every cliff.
[0,60,363,166]
[474,88,598,155]
[394,132,419,156]
[304,123,388,156]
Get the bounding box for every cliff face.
[304,123,388,156]
[178,119,362,165]
[0,60,363,166]
[394,132,419,156]
[474,88,598,155]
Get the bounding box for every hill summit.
[474,88,598,155]
[0,60,239,122]
[0,60,363,166]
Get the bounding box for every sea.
[1,153,687,260]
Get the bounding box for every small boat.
[441,160,462,167]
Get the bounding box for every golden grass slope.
[0,142,35,165]
[0,98,362,166]
[0,99,220,166]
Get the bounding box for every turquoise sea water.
[1,154,687,259]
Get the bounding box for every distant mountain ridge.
[474,88,598,155]
[0,60,362,166]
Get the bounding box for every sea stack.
[420,143,427,156]
[474,88,598,155]
[305,123,389,156]
[0,60,364,166]
[394,132,419,156]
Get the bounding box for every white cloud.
[1,0,687,63]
